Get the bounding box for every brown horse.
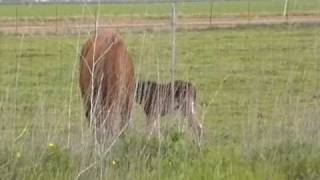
[135,80,203,143]
[79,29,135,140]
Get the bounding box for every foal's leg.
[144,98,163,140]
[183,99,203,146]
[120,96,133,132]
[145,113,162,141]
[154,114,161,140]
[188,115,203,146]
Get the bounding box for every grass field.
[0,0,320,20]
[0,24,320,179]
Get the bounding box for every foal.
[135,80,203,143]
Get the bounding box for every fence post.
[210,1,213,26]
[94,6,98,33]
[15,6,18,34]
[283,0,289,22]
[55,4,58,35]
[247,0,250,23]
[171,2,176,113]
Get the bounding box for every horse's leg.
[145,113,162,141]
[188,115,203,146]
[144,95,162,140]
[85,101,91,121]
[120,111,130,132]
[120,99,132,136]
[154,113,161,140]
[145,114,155,138]
[183,99,203,146]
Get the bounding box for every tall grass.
[0,25,320,179]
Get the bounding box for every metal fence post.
[94,6,98,33]
[210,1,213,26]
[247,0,250,23]
[171,2,176,113]
[55,4,58,35]
[15,6,18,34]
[283,0,289,22]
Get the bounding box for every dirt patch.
[0,15,320,35]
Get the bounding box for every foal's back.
[135,80,196,118]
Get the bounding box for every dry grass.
[0,24,320,179]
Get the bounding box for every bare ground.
[0,15,320,35]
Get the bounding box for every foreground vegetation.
[0,0,320,20]
[0,24,320,179]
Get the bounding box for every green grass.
[1,24,320,179]
[0,0,320,20]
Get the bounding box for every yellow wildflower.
[48,143,56,148]
[16,152,21,158]
[112,160,116,165]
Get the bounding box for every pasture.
[0,0,319,20]
[1,23,320,179]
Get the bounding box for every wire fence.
[1,1,320,178]
[0,0,320,35]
